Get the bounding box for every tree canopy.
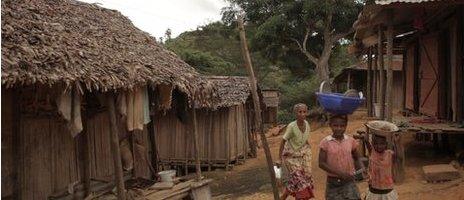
[165,9,357,122]
[222,0,363,82]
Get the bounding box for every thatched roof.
[1,0,216,106]
[205,76,251,108]
[262,90,280,108]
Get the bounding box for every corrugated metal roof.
[375,0,438,5]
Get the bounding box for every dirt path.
[205,118,464,200]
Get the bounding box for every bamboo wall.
[1,91,81,199]
[2,90,15,198]
[1,89,153,199]
[155,104,251,167]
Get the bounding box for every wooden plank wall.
[2,90,15,198]
[20,115,80,199]
[155,104,251,166]
[86,112,114,181]
[392,71,404,110]
[405,44,416,111]
[419,34,440,117]
[132,128,153,179]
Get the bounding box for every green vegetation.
[164,11,358,123]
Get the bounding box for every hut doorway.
[418,34,440,117]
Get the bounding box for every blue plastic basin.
[316,92,365,115]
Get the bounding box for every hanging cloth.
[56,87,83,137]
[126,88,145,131]
[142,86,151,125]
[157,84,173,110]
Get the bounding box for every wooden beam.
[367,48,373,117]
[386,19,394,121]
[402,50,407,111]
[238,14,279,200]
[378,26,386,120]
[191,107,201,181]
[106,93,126,200]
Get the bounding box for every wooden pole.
[367,48,373,117]
[378,26,386,120]
[192,107,202,181]
[106,93,126,200]
[238,14,279,200]
[386,23,394,121]
[373,51,378,111]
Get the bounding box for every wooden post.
[367,48,373,117]
[386,23,394,121]
[378,25,386,120]
[373,51,378,113]
[106,93,126,200]
[192,107,201,181]
[402,51,407,111]
[238,14,279,200]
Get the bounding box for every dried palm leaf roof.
[205,76,251,108]
[1,0,216,106]
[262,90,280,107]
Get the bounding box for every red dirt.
[206,116,464,200]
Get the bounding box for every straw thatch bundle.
[1,0,216,106]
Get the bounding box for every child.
[279,103,315,200]
[364,134,399,200]
[319,114,364,200]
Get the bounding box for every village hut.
[1,0,216,199]
[351,0,464,182]
[352,0,463,123]
[261,89,280,127]
[333,55,404,114]
[155,76,254,171]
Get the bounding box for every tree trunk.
[316,60,331,84]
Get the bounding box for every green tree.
[222,0,363,82]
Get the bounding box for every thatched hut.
[1,0,215,199]
[155,76,254,171]
[261,89,280,127]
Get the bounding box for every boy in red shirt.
[318,114,364,200]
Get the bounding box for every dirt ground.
[204,114,464,200]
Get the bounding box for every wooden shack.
[352,0,463,123]
[155,76,254,170]
[1,0,216,199]
[262,89,280,127]
[333,55,404,112]
[352,1,464,176]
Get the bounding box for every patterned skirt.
[282,143,315,199]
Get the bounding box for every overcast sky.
[79,0,230,38]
